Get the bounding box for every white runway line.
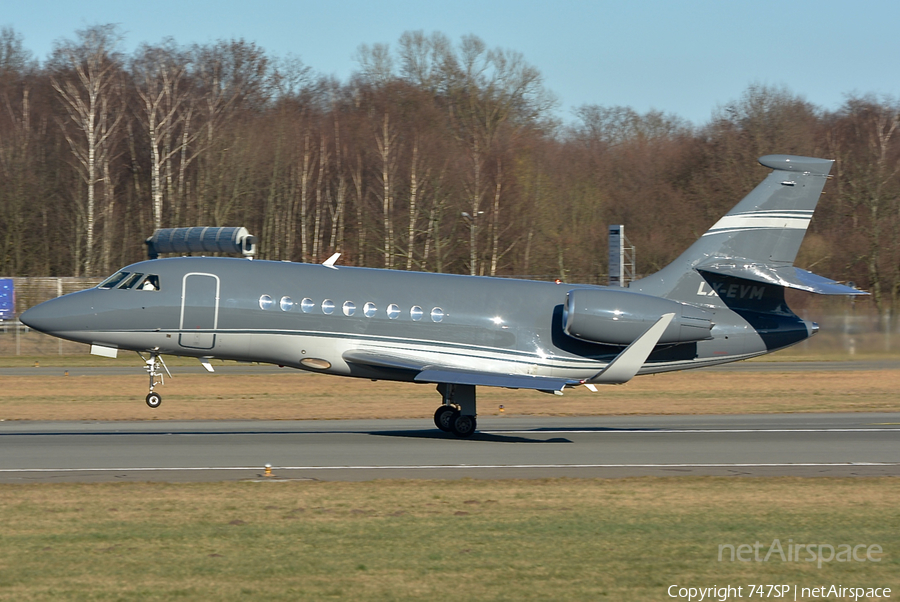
[0,462,897,473]
[481,428,900,434]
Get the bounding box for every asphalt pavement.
[1,413,897,482]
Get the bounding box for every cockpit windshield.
[118,272,144,289]
[97,271,161,291]
[98,271,130,289]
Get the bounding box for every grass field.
[0,478,896,601]
[1,362,898,421]
[1,355,897,600]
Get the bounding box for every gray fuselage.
[22,256,814,384]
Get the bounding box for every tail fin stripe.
[704,212,812,236]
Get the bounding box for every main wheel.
[146,392,162,408]
[434,406,457,432]
[451,414,477,438]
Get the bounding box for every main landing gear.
[139,351,171,408]
[434,383,477,438]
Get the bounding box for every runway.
[1,413,897,482]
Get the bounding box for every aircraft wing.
[346,312,678,391]
[342,350,579,392]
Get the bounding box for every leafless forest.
[1,26,899,322]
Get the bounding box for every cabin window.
[322,299,335,315]
[301,298,314,313]
[431,307,444,323]
[342,301,356,316]
[280,296,293,311]
[259,295,274,310]
[363,302,377,317]
[138,275,160,291]
[410,305,423,321]
[387,304,400,319]
[98,271,130,289]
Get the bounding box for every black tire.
[146,392,162,408]
[451,414,477,438]
[434,406,456,432]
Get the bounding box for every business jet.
[21,155,864,437]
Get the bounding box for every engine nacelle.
[145,226,257,259]
[564,288,714,346]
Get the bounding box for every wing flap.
[414,368,579,392]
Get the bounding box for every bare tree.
[827,97,900,331]
[0,27,37,275]
[312,132,329,261]
[436,35,555,274]
[191,39,271,222]
[298,131,314,262]
[350,151,367,266]
[328,108,348,255]
[355,42,394,86]
[374,111,398,268]
[50,24,124,276]
[131,40,197,230]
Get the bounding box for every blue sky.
[5,0,899,125]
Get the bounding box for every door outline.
[179,272,220,349]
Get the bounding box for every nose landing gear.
[139,351,171,408]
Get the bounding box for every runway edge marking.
[1,462,898,473]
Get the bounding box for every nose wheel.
[146,392,162,408]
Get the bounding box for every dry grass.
[0,478,896,600]
[0,367,899,421]
[2,348,898,420]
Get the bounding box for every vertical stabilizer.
[631,155,836,306]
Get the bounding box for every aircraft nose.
[20,301,58,334]
[20,294,95,335]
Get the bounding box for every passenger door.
[179,273,219,349]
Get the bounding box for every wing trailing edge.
[414,369,579,392]
[342,350,580,392]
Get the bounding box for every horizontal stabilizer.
[697,261,867,296]
[415,369,579,392]
[589,313,675,384]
